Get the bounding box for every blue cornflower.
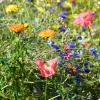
[97,59,100,63]
[60,52,66,58]
[75,76,81,86]
[90,48,96,52]
[59,26,66,32]
[89,48,99,56]
[61,11,67,14]
[75,76,81,81]
[84,61,90,67]
[59,10,67,19]
[84,68,90,73]
[48,39,60,51]
[71,51,80,57]
[92,12,96,16]
[57,0,62,5]
[68,43,76,48]
[59,14,66,19]
[51,44,60,51]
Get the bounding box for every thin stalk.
[48,95,60,100]
[45,78,47,100]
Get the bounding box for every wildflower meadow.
[0,0,100,100]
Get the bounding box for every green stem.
[45,78,47,100]
[48,95,60,100]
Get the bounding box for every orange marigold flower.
[72,67,77,73]
[9,23,28,32]
[38,29,56,38]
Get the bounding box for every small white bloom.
[98,1,100,4]
[0,0,4,3]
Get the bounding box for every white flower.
[0,0,4,3]
[98,1,100,4]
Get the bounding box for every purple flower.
[59,14,66,19]
[97,59,100,63]
[59,11,67,19]
[84,68,90,73]
[51,44,60,51]
[60,52,66,58]
[92,12,96,16]
[48,40,60,51]
[84,61,90,66]
[75,76,81,81]
[89,48,99,56]
[75,76,81,86]
[68,43,76,48]
[57,0,62,5]
[48,7,55,13]
[59,26,66,32]
[90,48,96,52]
[71,51,80,57]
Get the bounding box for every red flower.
[36,58,58,78]
[64,45,70,50]
[66,53,71,59]
[74,11,95,27]
[72,0,76,6]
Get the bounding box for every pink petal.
[36,58,58,78]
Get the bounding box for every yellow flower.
[38,29,56,38]
[5,4,19,13]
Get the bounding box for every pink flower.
[35,58,58,78]
[74,11,95,27]
[82,41,89,46]
[64,45,70,50]
[66,53,71,59]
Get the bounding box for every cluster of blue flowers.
[47,38,100,86]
